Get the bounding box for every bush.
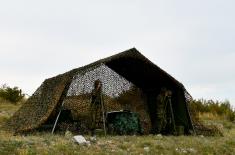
[227,111,235,122]
[0,84,25,104]
[190,99,235,122]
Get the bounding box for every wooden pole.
[101,94,107,136]
[168,98,176,134]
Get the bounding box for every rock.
[144,146,150,152]
[73,135,90,145]
[188,148,197,154]
[156,134,163,138]
[107,140,113,144]
[90,136,97,143]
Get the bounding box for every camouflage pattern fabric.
[90,88,104,131]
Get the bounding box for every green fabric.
[112,113,142,135]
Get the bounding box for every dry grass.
[0,101,235,155]
[0,100,21,128]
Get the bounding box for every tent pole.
[101,95,106,136]
[51,101,64,134]
[168,98,176,134]
[185,100,196,134]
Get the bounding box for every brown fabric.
[155,94,167,133]
[90,86,103,130]
[5,73,73,132]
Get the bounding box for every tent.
[6,48,194,134]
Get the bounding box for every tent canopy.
[6,48,193,133]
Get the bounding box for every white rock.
[188,148,197,153]
[73,135,87,145]
[90,136,97,142]
[156,134,163,138]
[182,149,187,153]
[144,146,150,152]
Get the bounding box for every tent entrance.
[63,64,152,134]
[146,89,180,135]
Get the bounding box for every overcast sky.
[0,0,234,106]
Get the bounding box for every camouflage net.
[67,64,133,97]
[193,122,223,136]
[5,48,193,134]
[64,64,151,134]
[5,72,73,133]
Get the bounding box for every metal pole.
[51,101,64,134]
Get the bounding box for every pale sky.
[0,0,234,106]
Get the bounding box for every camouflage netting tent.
[6,48,195,134]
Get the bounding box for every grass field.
[0,101,235,155]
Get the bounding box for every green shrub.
[227,111,235,122]
[0,84,25,104]
[190,99,235,122]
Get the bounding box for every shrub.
[190,99,235,122]
[0,84,25,104]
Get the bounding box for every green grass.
[0,101,235,155]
